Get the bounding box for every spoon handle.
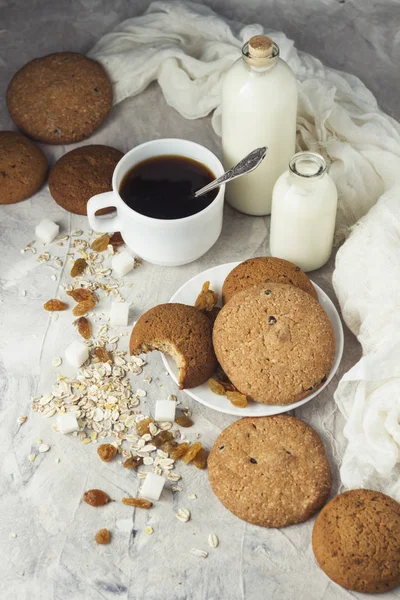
[193,146,268,198]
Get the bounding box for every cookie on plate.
[48,144,123,215]
[0,131,47,204]
[208,415,332,527]
[7,52,112,144]
[213,283,335,405]
[130,303,217,389]
[312,489,400,593]
[222,256,317,304]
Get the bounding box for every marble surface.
[0,1,399,599]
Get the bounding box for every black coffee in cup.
[119,155,217,220]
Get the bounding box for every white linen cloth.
[90,0,400,499]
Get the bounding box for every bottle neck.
[242,40,280,72]
[289,152,327,184]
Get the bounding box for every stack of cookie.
[1,51,122,213]
[214,257,335,406]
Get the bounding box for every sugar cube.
[65,340,89,368]
[155,400,176,423]
[57,412,79,434]
[35,219,59,244]
[140,472,166,501]
[110,301,130,326]
[112,251,135,277]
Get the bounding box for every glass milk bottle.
[270,152,338,271]
[221,35,297,215]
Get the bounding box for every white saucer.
[162,262,344,417]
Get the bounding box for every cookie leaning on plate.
[312,489,400,593]
[7,52,112,144]
[208,415,332,527]
[213,283,335,405]
[222,256,318,304]
[130,303,217,389]
[49,145,123,215]
[0,131,47,204]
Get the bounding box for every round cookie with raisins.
[208,415,332,527]
[7,52,112,144]
[213,283,335,405]
[222,256,317,304]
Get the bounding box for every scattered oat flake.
[28,454,36,462]
[38,444,50,453]
[188,493,197,500]
[17,415,27,425]
[176,508,190,522]
[71,229,83,236]
[190,548,208,558]
[171,485,182,492]
[136,389,146,398]
[208,534,219,548]
[52,357,62,367]
[55,458,60,463]
[145,526,154,535]
[8,533,17,539]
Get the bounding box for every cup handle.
[87,192,123,233]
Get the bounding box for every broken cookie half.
[129,303,217,389]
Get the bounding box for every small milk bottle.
[270,152,338,271]
[221,35,297,215]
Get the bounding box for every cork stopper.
[248,35,274,59]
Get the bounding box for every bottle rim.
[289,152,327,178]
[242,40,280,67]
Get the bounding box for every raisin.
[182,442,202,464]
[208,378,226,396]
[72,297,96,316]
[202,305,220,325]
[161,441,178,454]
[109,232,124,247]
[136,417,154,437]
[70,258,87,278]
[175,415,193,428]
[226,391,248,408]
[83,489,111,506]
[268,316,277,325]
[192,448,208,469]
[122,497,153,509]
[170,442,189,460]
[91,234,110,252]
[77,316,91,339]
[123,456,142,469]
[94,347,112,363]
[67,288,96,303]
[95,528,111,544]
[195,281,218,312]
[249,457,257,464]
[264,289,271,295]
[97,444,117,462]
[44,299,68,311]
[153,430,173,447]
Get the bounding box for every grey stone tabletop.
[0,1,398,599]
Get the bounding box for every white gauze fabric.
[90,0,400,498]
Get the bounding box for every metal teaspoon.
[193,146,268,198]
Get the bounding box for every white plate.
[162,262,344,417]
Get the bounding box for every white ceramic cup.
[87,138,225,266]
